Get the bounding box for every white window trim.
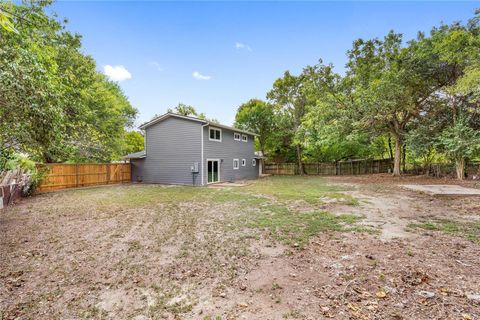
[241,159,246,166]
[242,134,248,142]
[233,158,239,170]
[209,127,222,142]
[234,132,241,141]
[252,159,256,167]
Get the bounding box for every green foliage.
[0,5,17,33]
[234,99,276,154]
[3,153,36,172]
[1,153,47,196]
[409,219,480,243]
[0,1,137,163]
[437,117,480,161]
[236,10,480,180]
[166,103,219,123]
[122,131,144,155]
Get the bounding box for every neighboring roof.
[123,150,146,159]
[139,112,259,136]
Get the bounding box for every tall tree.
[267,72,307,174]
[345,31,447,176]
[0,1,137,163]
[300,62,385,162]
[234,99,275,155]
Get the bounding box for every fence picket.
[37,163,131,193]
[264,159,393,176]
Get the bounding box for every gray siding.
[134,117,202,186]
[203,126,258,183]
[131,159,145,182]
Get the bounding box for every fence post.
[106,163,111,184]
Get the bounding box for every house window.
[209,127,222,141]
[242,134,248,142]
[241,159,246,166]
[233,159,239,170]
[252,159,256,166]
[234,132,241,141]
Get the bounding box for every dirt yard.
[1,175,479,319]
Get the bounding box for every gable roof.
[139,112,258,136]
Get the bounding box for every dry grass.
[1,176,479,319]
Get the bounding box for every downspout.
[201,123,209,186]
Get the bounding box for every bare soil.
[1,175,479,319]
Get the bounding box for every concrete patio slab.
[208,181,249,188]
[401,184,480,197]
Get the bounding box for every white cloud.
[192,71,211,80]
[235,42,252,52]
[103,65,132,82]
[150,61,163,71]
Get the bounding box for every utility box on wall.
[191,162,199,173]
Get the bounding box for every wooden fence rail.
[263,159,393,176]
[37,163,131,193]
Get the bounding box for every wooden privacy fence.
[37,163,131,193]
[264,159,393,176]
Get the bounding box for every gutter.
[201,122,209,186]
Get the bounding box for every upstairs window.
[242,134,248,142]
[234,132,241,141]
[252,159,256,166]
[209,127,222,142]
[241,159,246,166]
[233,159,239,170]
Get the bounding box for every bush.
[0,153,46,196]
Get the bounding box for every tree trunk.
[259,140,265,157]
[296,144,304,176]
[402,143,406,173]
[43,152,54,163]
[392,133,402,176]
[455,157,465,180]
[388,135,393,160]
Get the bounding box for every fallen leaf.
[462,314,472,320]
[376,289,387,298]
[348,303,359,311]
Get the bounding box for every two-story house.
[124,112,260,186]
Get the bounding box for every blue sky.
[50,1,478,127]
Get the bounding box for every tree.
[345,31,448,176]
[409,12,480,179]
[122,131,145,155]
[167,103,219,123]
[168,103,198,116]
[299,62,385,162]
[437,117,480,179]
[0,1,137,163]
[234,99,275,155]
[267,71,307,174]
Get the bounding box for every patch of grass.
[283,309,305,319]
[243,202,366,247]
[95,185,206,207]
[408,219,480,243]
[244,176,356,205]
[148,283,194,316]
